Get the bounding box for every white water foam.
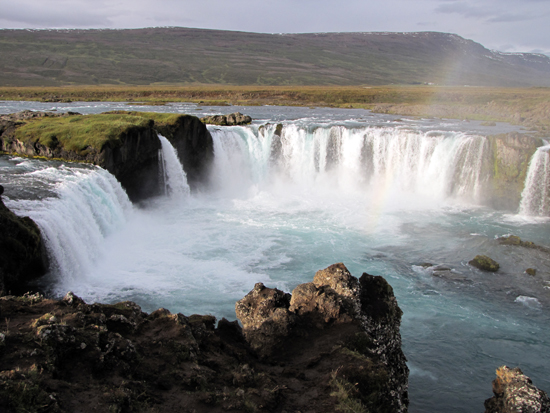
[158,133,190,199]
[6,167,132,284]
[519,142,550,216]
[209,124,488,206]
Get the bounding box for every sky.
[1,0,549,56]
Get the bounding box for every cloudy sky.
[1,0,549,55]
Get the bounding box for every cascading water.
[210,124,488,205]
[4,163,132,285]
[158,133,190,199]
[519,141,550,216]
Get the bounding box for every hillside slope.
[0,28,549,87]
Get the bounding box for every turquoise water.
[1,103,549,412]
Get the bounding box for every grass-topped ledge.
[1,111,214,202]
[12,111,185,154]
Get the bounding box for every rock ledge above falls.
[0,263,409,413]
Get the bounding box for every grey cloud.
[0,0,113,28]
[435,2,494,18]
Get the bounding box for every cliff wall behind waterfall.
[0,111,213,201]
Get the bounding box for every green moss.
[14,113,154,152]
[0,378,54,413]
[12,111,191,156]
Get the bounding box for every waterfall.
[210,124,488,203]
[5,167,132,284]
[158,134,190,199]
[519,141,550,216]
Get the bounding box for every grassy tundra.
[1,85,549,134]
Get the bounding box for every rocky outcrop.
[0,185,47,294]
[236,263,409,412]
[469,255,500,272]
[201,112,252,126]
[485,366,550,413]
[0,111,213,202]
[498,235,550,253]
[0,264,409,413]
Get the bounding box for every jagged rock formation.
[0,111,213,201]
[0,265,409,412]
[0,185,47,294]
[485,366,550,413]
[236,263,409,412]
[201,112,252,126]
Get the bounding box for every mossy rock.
[526,268,537,276]
[469,255,500,272]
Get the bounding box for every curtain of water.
[158,133,190,199]
[210,125,488,203]
[6,168,132,283]
[519,142,550,216]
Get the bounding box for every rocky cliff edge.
[0,263,409,413]
[0,111,213,202]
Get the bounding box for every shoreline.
[1,85,550,135]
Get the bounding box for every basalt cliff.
[0,263,409,413]
[0,110,213,202]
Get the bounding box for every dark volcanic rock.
[469,254,500,272]
[485,366,550,413]
[201,112,252,126]
[0,185,47,294]
[0,266,409,413]
[236,262,409,412]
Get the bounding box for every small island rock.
[469,255,500,272]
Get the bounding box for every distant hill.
[1,27,549,87]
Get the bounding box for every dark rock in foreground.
[0,185,47,295]
[485,366,550,413]
[469,255,500,272]
[236,263,409,412]
[201,112,252,126]
[0,264,409,413]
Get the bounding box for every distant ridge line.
[0,27,549,87]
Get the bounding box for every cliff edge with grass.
[0,111,213,202]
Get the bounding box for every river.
[1,101,549,412]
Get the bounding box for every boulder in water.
[200,112,252,126]
[485,366,550,413]
[469,255,500,272]
[526,268,537,276]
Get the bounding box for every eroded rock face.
[236,263,409,412]
[0,185,47,294]
[485,366,550,413]
[0,273,409,413]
